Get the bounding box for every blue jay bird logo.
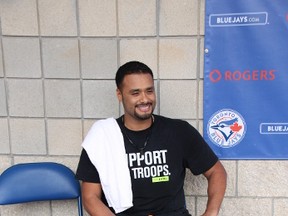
[207,109,246,148]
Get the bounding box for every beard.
[122,100,155,121]
[134,110,153,120]
[134,102,154,120]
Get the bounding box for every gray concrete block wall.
[0,0,287,215]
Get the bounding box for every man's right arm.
[81,182,115,216]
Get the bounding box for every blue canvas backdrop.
[204,0,288,159]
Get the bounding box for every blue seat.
[0,162,83,216]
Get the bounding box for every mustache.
[135,102,153,107]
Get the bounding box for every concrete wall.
[0,0,287,215]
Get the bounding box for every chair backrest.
[0,162,83,216]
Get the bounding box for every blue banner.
[204,0,288,159]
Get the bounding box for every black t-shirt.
[76,115,218,215]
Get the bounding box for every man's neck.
[122,115,154,131]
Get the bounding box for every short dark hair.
[115,61,154,89]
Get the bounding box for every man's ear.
[116,88,122,102]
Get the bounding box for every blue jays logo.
[207,109,246,148]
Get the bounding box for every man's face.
[117,73,156,121]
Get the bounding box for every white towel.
[82,118,133,213]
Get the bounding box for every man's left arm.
[202,161,227,216]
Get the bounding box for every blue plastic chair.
[0,162,83,216]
